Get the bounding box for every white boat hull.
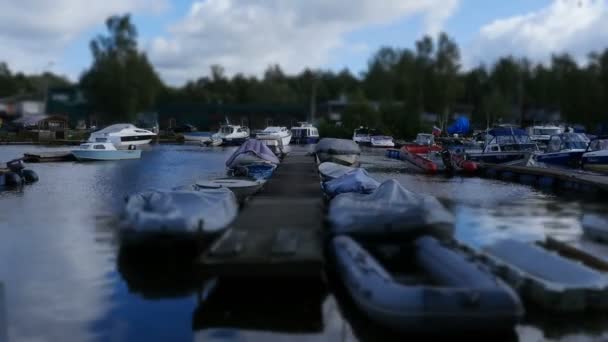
[257,133,292,147]
[72,150,142,161]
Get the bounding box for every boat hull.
[72,150,142,161]
[535,151,585,167]
[400,147,440,174]
[466,152,530,164]
[582,153,608,173]
[291,136,319,144]
[316,152,359,166]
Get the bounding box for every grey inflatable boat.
[333,235,523,334]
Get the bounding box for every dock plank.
[23,151,75,162]
[199,151,325,278]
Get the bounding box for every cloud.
[0,0,167,77]
[149,0,459,85]
[466,0,608,68]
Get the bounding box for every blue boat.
[582,135,608,174]
[466,128,539,164]
[534,133,589,167]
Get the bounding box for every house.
[13,114,68,131]
[0,94,45,118]
[46,87,95,129]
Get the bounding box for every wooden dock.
[23,151,75,163]
[198,151,324,278]
[478,163,608,194]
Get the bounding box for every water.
[1,144,608,341]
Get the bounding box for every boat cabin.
[546,133,589,153]
[415,133,435,146]
[77,142,118,151]
[483,128,539,153]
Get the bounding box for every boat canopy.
[94,123,137,134]
[587,136,608,152]
[225,139,280,168]
[547,133,589,152]
[315,138,361,155]
[323,168,380,197]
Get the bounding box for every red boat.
[450,153,478,173]
[400,145,441,174]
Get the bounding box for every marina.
[2,143,608,341]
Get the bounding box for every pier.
[22,151,75,163]
[198,151,325,278]
[478,163,608,194]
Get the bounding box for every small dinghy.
[329,179,454,240]
[582,214,608,243]
[323,168,379,198]
[475,239,608,312]
[315,138,361,166]
[226,139,279,180]
[333,236,524,334]
[194,178,264,202]
[318,162,355,181]
[123,188,238,236]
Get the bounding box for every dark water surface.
[1,144,608,342]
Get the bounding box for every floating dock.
[478,163,608,194]
[22,151,75,163]
[198,151,324,278]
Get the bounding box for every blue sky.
[2,0,607,85]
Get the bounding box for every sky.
[1,0,607,86]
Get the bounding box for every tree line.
[1,14,608,138]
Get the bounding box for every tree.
[80,14,162,123]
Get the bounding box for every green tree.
[80,14,162,123]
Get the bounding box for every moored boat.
[290,122,319,144]
[315,138,361,166]
[332,235,524,334]
[534,133,588,167]
[370,134,395,148]
[399,145,443,174]
[527,125,562,147]
[255,126,292,147]
[328,179,454,240]
[88,123,156,147]
[212,124,249,145]
[322,168,379,198]
[122,188,238,237]
[318,162,355,181]
[466,128,539,164]
[176,178,264,202]
[468,238,608,312]
[353,127,371,145]
[71,142,142,161]
[581,135,608,173]
[225,139,279,180]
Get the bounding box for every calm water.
[1,144,608,342]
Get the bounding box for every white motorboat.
[370,134,395,148]
[88,123,156,147]
[72,142,141,161]
[256,126,292,147]
[527,125,562,146]
[212,125,249,145]
[290,122,320,144]
[353,127,371,145]
[581,135,608,173]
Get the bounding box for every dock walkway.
[198,151,324,278]
[479,163,608,194]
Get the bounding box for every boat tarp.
[124,188,238,233]
[447,117,471,135]
[315,138,361,156]
[318,162,355,181]
[484,239,608,287]
[323,168,380,197]
[329,179,454,239]
[225,139,279,168]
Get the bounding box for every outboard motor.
[6,159,39,183]
[2,172,22,186]
[7,159,25,173]
[441,148,455,173]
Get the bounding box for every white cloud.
[0,0,167,77]
[466,0,608,68]
[149,0,459,85]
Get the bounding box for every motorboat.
[71,142,141,161]
[212,125,249,145]
[405,133,442,154]
[255,126,292,147]
[466,128,539,164]
[400,146,444,174]
[290,122,320,144]
[318,162,355,181]
[465,238,608,313]
[122,188,238,237]
[353,127,371,145]
[582,214,608,243]
[225,139,280,180]
[527,125,562,146]
[88,123,156,147]
[370,134,395,148]
[332,235,523,334]
[322,168,380,198]
[328,179,454,240]
[315,138,361,166]
[535,133,589,167]
[182,131,222,146]
[581,135,608,173]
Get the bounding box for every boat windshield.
[562,134,589,149]
[588,139,608,152]
[533,128,561,135]
[415,134,434,145]
[220,126,234,134]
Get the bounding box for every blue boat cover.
[225,139,280,168]
[323,168,380,197]
[447,117,471,135]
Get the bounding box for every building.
[46,87,95,129]
[0,94,45,118]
